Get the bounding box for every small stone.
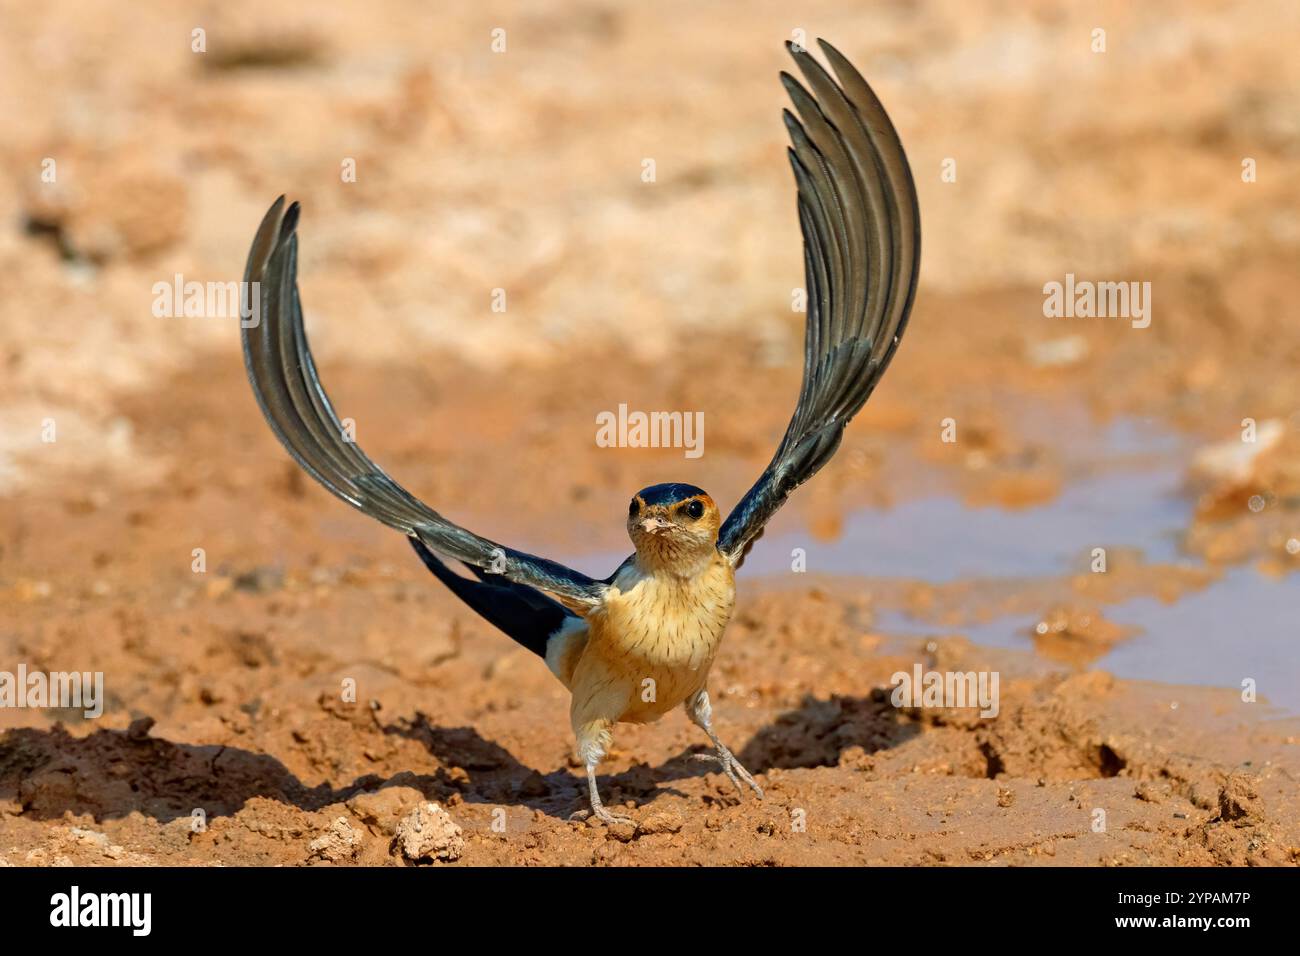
[394,803,464,863]
[71,828,110,849]
[605,820,638,842]
[309,816,364,862]
[1027,334,1089,369]
[13,579,52,602]
[1217,775,1259,822]
[233,567,283,593]
[1191,421,1283,485]
[1134,781,1163,803]
[346,786,425,837]
[637,810,684,835]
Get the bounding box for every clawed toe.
[570,807,635,827]
[694,748,764,799]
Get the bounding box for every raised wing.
[241,197,609,610]
[718,40,920,566]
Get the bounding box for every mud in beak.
[640,515,674,534]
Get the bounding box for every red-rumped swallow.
[241,40,919,825]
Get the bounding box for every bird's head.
[627,482,720,573]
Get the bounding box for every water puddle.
[742,464,1188,580]
[751,414,1299,712]
[740,414,1188,578]
[876,567,1300,713]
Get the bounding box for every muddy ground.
[2,1,1299,865]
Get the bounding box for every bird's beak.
[640,515,673,534]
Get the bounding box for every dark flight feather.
[241,198,609,609]
[718,40,920,566]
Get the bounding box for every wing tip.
[784,39,814,63]
[815,38,867,92]
[785,145,808,180]
[780,107,804,137]
[815,37,842,60]
[278,200,301,243]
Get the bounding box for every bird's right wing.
[241,197,609,611]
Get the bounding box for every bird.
[240,39,919,825]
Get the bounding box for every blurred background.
[1,1,1298,865]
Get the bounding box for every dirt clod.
[309,816,364,863]
[394,803,464,863]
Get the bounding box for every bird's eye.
[629,499,640,518]
[683,499,705,520]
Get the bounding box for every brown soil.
[2,0,1299,866]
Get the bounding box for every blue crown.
[635,482,708,506]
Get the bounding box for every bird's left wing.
[718,40,920,567]
[241,197,609,610]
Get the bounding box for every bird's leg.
[568,718,634,826]
[579,760,635,827]
[686,689,763,798]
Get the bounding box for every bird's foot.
[694,745,764,799]
[569,805,635,827]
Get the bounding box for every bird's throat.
[633,536,717,578]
